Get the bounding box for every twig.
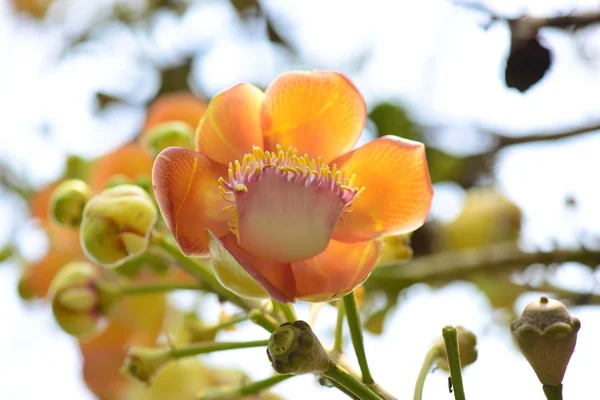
[455,1,600,31]
[484,120,600,153]
[370,241,600,284]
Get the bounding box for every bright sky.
[1,0,600,399]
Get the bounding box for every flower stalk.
[333,301,346,354]
[413,347,442,400]
[198,374,293,399]
[442,326,466,400]
[343,291,374,384]
[543,384,563,400]
[321,360,382,400]
[152,231,257,311]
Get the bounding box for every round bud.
[435,326,478,370]
[511,296,581,386]
[121,346,173,384]
[267,320,329,375]
[80,185,157,267]
[49,179,93,227]
[145,121,193,156]
[49,262,116,338]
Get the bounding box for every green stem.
[322,360,383,400]
[250,309,279,333]
[333,301,346,354]
[272,301,296,323]
[280,303,297,322]
[171,339,269,359]
[153,232,254,311]
[442,326,466,400]
[413,347,442,400]
[120,282,201,296]
[343,292,374,384]
[238,374,292,396]
[199,374,293,399]
[543,384,563,400]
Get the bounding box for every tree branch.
[489,121,600,149]
[455,1,600,32]
[369,241,600,284]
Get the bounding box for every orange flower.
[157,72,432,302]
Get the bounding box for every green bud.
[49,179,93,227]
[104,174,131,190]
[0,246,13,263]
[17,273,35,301]
[267,320,329,375]
[511,296,580,386]
[49,262,118,338]
[64,154,91,181]
[145,121,194,156]
[80,185,157,267]
[434,326,478,370]
[122,346,173,384]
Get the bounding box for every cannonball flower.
[153,71,433,303]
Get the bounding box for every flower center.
[218,145,364,263]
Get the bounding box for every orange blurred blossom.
[153,71,433,302]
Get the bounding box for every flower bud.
[122,345,173,384]
[267,320,329,375]
[434,326,478,370]
[64,154,91,181]
[378,234,413,265]
[145,121,193,156]
[80,185,157,267]
[511,296,580,386]
[49,179,93,227]
[49,262,118,337]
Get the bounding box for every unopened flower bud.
[49,262,118,337]
[267,320,329,375]
[145,121,193,156]
[122,345,173,384]
[434,326,478,370]
[80,185,157,267]
[17,273,35,301]
[64,154,91,181]
[49,179,93,227]
[511,296,580,387]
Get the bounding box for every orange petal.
[142,91,207,136]
[80,289,166,399]
[153,147,230,256]
[80,323,131,400]
[20,249,82,298]
[195,83,265,165]
[332,136,433,242]
[261,71,366,163]
[89,144,154,192]
[207,232,296,303]
[291,239,382,302]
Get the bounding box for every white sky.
[1,0,600,399]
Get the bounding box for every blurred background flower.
[2,0,600,399]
